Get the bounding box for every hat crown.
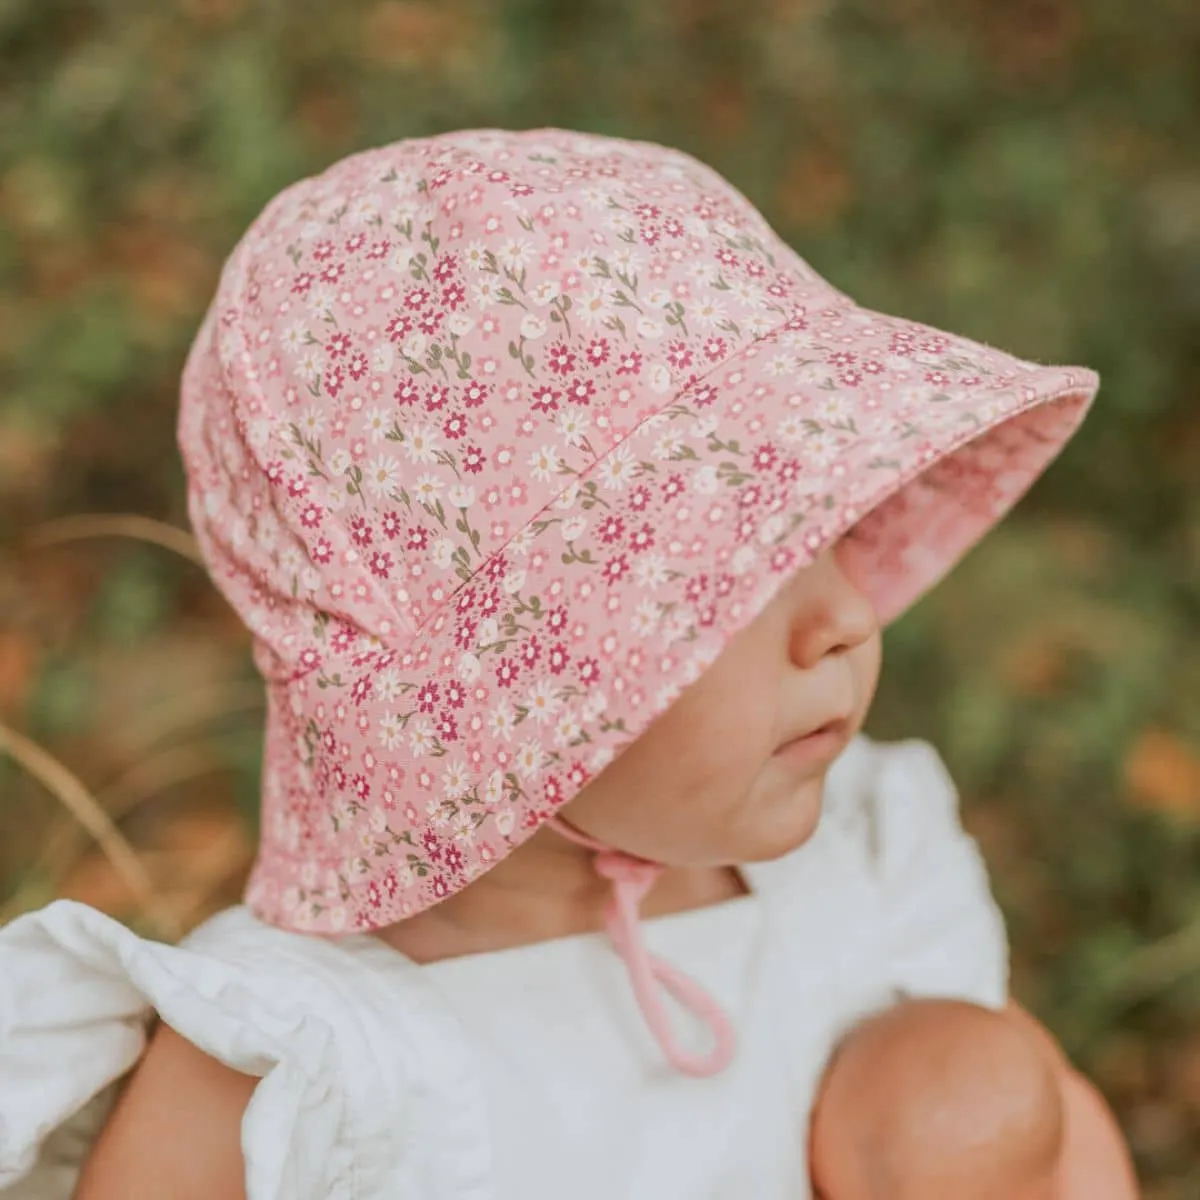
[186,129,834,667]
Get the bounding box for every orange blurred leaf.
[1124,729,1200,821]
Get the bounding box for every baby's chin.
[735,770,827,863]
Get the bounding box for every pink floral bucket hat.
[178,128,1097,1065]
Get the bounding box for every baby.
[0,128,1138,1199]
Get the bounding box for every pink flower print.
[480,313,501,340]
[324,365,345,398]
[369,550,393,579]
[319,261,344,285]
[530,385,560,415]
[444,678,467,708]
[407,526,430,551]
[287,474,309,499]
[416,681,440,712]
[548,642,570,674]
[839,369,863,387]
[663,216,684,238]
[629,523,654,553]
[454,617,478,650]
[925,370,951,387]
[348,353,369,380]
[353,774,370,801]
[367,880,382,908]
[577,656,601,685]
[598,514,626,544]
[425,384,451,412]
[386,312,414,342]
[602,555,630,584]
[703,336,727,361]
[546,605,569,635]
[752,443,779,471]
[479,585,502,616]
[829,350,856,368]
[299,647,322,672]
[777,457,802,484]
[666,340,693,370]
[350,675,373,705]
[585,337,610,365]
[432,254,458,283]
[326,331,353,359]
[662,473,686,500]
[519,636,542,669]
[291,271,315,295]
[684,573,709,603]
[691,383,719,408]
[265,460,285,487]
[508,479,528,506]
[616,349,643,376]
[380,510,402,539]
[349,515,373,547]
[495,658,520,688]
[311,239,336,262]
[567,377,596,406]
[738,483,762,509]
[383,868,399,898]
[442,281,466,310]
[715,247,739,268]
[395,378,420,407]
[311,538,333,565]
[436,712,459,742]
[422,828,443,861]
[444,844,465,874]
[443,411,469,440]
[629,484,652,512]
[413,309,439,337]
[404,287,431,310]
[544,775,564,805]
[546,342,577,375]
[462,445,486,474]
[863,359,885,375]
[566,761,590,789]
[462,379,490,408]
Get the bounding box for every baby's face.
[566,544,882,866]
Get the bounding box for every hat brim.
[245,294,1097,933]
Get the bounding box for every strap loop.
[548,816,736,1077]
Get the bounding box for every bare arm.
[1001,1002,1141,1199]
[72,1019,256,1200]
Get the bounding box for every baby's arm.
[809,997,1139,1200]
[72,1019,254,1200]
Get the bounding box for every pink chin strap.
[547,815,737,1078]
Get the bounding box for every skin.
[73,545,1140,1199]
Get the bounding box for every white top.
[0,736,1008,1200]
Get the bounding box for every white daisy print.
[579,283,617,327]
[296,405,327,439]
[374,667,402,704]
[488,700,517,742]
[280,320,309,357]
[530,279,560,306]
[525,678,562,724]
[515,737,546,779]
[630,599,662,637]
[462,240,489,271]
[377,711,404,751]
[633,553,670,589]
[413,473,444,503]
[404,424,441,465]
[408,718,435,756]
[499,238,534,270]
[363,408,391,443]
[529,444,561,482]
[597,443,636,490]
[553,708,583,747]
[363,454,401,498]
[441,759,472,798]
[556,409,590,447]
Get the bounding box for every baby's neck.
[373,853,749,965]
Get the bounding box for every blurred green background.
[1,0,1197,1190]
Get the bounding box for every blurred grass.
[0,0,1197,1190]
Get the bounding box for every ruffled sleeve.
[828,737,1010,1011]
[0,900,355,1200]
